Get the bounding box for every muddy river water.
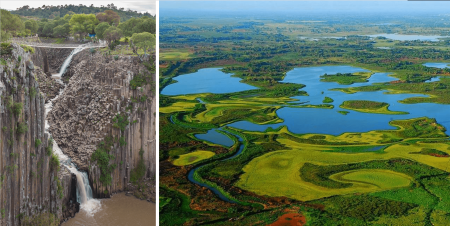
[63,193,156,226]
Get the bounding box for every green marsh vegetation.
[340,100,408,114]
[159,10,450,225]
[321,72,373,85]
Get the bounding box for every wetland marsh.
[159,3,450,225]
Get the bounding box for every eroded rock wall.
[0,44,76,226]
[31,48,72,74]
[49,49,156,200]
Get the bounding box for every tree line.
[11,3,153,22]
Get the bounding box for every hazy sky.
[1,1,156,15]
[160,1,450,13]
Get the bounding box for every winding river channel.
[163,64,450,202]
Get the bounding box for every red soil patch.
[429,153,449,157]
[268,213,306,226]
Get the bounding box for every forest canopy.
[0,4,155,42]
[11,3,154,21]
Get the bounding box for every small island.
[340,100,408,115]
[321,72,373,85]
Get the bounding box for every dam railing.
[11,37,107,49]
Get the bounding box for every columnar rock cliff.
[48,49,156,200]
[31,48,72,74]
[0,44,76,226]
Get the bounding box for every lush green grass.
[321,72,373,85]
[340,100,408,114]
[411,148,449,157]
[160,50,192,61]
[172,150,215,166]
[330,169,412,188]
[322,96,334,103]
[372,186,437,208]
[235,117,448,201]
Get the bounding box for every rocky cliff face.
[0,44,76,225]
[48,49,156,200]
[31,48,72,75]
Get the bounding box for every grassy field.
[340,100,409,115]
[160,50,192,61]
[235,118,450,201]
[329,169,412,189]
[172,150,216,166]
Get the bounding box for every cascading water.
[44,44,101,215]
[55,46,85,77]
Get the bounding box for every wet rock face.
[46,48,72,73]
[49,49,156,200]
[31,47,72,74]
[0,43,76,225]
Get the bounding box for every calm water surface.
[63,193,156,226]
[367,34,448,41]
[161,68,257,95]
[423,62,450,69]
[195,129,234,147]
[167,65,450,137]
[229,65,450,135]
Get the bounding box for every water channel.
[162,64,450,203]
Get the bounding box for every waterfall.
[55,46,85,77]
[44,44,101,215]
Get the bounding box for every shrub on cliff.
[112,113,129,132]
[130,149,146,184]
[35,138,42,148]
[16,122,28,134]
[129,73,152,90]
[12,102,23,117]
[0,42,12,55]
[5,96,23,117]
[19,44,35,53]
[91,136,117,186]
[20,212,59,226]
[50,154,60,172]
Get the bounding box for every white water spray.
[55,46,85,77]
[44,45,101,215]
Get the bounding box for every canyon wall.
[31,47,72,75]
[0,44,76,225]
[48,49,156,200]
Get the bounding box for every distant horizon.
[160,1,450,14]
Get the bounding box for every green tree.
[131,17,156,34]
[94,22,110,39]
[130,32,155,61]
[69,14,99,40]
[118,17,139,37]
[24,20,38,34]
[103,26,123,46]
[53,24,71,38]
[42,21,55,37]
[1,9,24,40]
